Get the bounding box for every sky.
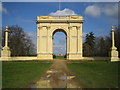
[1,2,118,54]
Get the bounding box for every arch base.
[37,53,53,60]
[67,53,82,60]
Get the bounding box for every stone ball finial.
[5,26,9,32]
[111,26,115,32]
[6,26,9,29]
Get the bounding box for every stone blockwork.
[36,15,84,60]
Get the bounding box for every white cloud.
[49,8,77,16]
[27,32,35,38]
[82,32,87,37]
[27,32,36,46]
[0,3,8,14]
[84,4,118,18]
[102,4,118,18]
[84,5,101,17]
[2,7,8,14]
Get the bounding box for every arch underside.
[53,29,67,36]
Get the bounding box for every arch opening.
[52,29,67,59]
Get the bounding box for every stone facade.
[36,15,84,60]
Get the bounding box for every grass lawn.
[67,61,119,88]
[55,56,65,59]
[2,61,52,88]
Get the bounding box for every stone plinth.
[1,26,11,58]
[110,47,119,61]
[37,53,53,60]
[1,46,11,57]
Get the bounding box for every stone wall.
[0,57,117,61]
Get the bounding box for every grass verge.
[67,61,119,88]
[2,61,52,88]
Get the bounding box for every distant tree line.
[2,25,35,56]
[83,27,120,57]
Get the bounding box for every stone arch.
[36,15,84,60]
[51,27,68,37]
[52,29,67,36]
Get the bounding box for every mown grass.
[2,61,52,88]
[55,56,65,59]
[67,61,119,88]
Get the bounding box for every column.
[46,26,50,52]
[37,26,42,54]
[110,26,119,62]
[47,26,52,54]
[37,25,40,53]
[1,26,11,58]
[77,26,80,53]
[5,26,9,47]
[68,26,72,53]
[111,26,115,48]
[80,24,83,57]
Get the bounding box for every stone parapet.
[36,15,84,23]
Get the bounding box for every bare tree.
[94,36,111,57]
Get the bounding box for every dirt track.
[32,60,81,88]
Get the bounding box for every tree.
[83,32,95,56]
[2,25,35,56]
[0,29,2,54]
[94,36,111,57]
[83,27,119,57]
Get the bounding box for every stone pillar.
[37,26,52,60]
[77,26,82,57]
[37,25,40,54]
[1,26,11,58]
[67,26,72,59]
[110,26,119,61]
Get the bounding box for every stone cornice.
[36,20,84,23]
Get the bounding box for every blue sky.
[1,2,118,54]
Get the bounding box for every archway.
[36,15,84,60]
[52,29,67,59]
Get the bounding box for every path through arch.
[53,29,67,59]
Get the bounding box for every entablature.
[36,15,84,23]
